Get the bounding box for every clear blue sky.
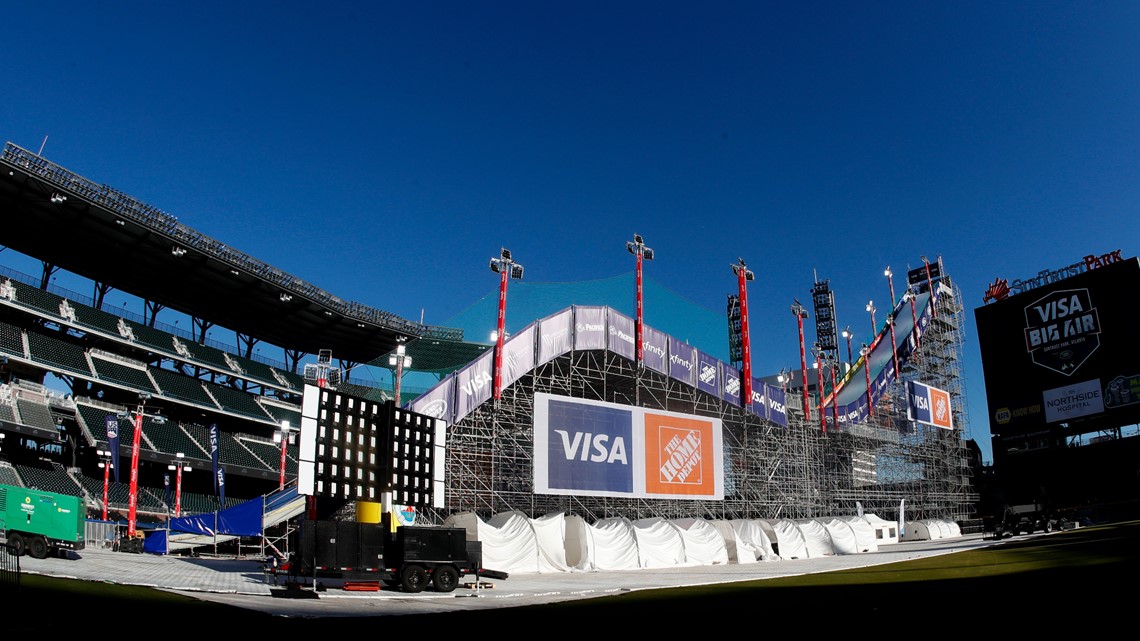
[4,2,1140,465]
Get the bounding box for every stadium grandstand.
[0,140,979,546]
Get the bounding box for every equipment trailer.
[0,484,86,559]
[281,518,507,593]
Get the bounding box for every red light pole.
[792,300,811,420]
[811,343,826,433]
[167,453,189,517]
[125,392,164,539]
[97,448,113,521]
[866,300,877,339]
[626,234,654,364]
[904,287,920,349]
[389,341,411,407]
[489,248,524,400]
[885,267,899,378]
[276,421,296,491]
[733,259,755,405]
[861,344,874,419]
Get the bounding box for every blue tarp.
[143,495,265,554]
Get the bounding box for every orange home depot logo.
[930,387,952,429]
[643,413,716,496]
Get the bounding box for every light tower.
[167,453,189,517]
[732,259,755,404]
[626,234,654,364]
[489,248,524,400]
[861,343,874,419]
[885,267,900,377]
[791,299,811,420]
[121,392,167,538]
[275,421,297,491]
[389,341,411,407]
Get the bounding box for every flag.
[164,473,171,508]
[217,467,226,508]
[209,423,219,494]
[899,499,906,540]
[105,414,121,483]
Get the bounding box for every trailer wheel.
[432,565,460,593]
[400,564,428,593]
[7,533,26,557]
[29,536,49,560]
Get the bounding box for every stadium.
[0,140,980,561]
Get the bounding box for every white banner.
[574,306,607,351]
[502,322,536,390]
[537,308,573,365]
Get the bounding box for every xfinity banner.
[668,337,696,386]
[537,308,572,365]
[642,324,668,374]
[533,392,723,500]
[907,380,954,430]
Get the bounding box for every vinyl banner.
[747,376,768,420]
[533,392,723,500]
[696,349,720,396]
[574,306,607,351]
[668,337,696,387]
[721,363,741,407]
[607,309,636,360]
[408,375,454,423]
[501,322,536,390]
[105,414,121,483]
[907,380,954,430]
[765,383,789,427]
[537,308,573,365]
[642,324,668,374]
[454,350,494,422]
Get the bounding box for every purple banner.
[642,324,668,374]
[574,306,607,351]
[696,350,719,396]
[607,309,636,360]
[747,376,768,418]
[455,350,494,422]
[408,374,455,423]
[209,422,219,495]
[502,322,536,390]
[105,414,121,483]
[537,308,573,365]
[668,337,696,387]
[721,363,741,407]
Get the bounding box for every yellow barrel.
[355,501,382,524]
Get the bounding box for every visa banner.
[533,392,723,500]
[907,380,954,430]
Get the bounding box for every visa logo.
[553,429,628,464]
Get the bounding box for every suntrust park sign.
[986,249,1123,301]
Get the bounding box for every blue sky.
[4,2,1140,465]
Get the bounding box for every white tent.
[672,518,730,566]
[581,516,641,571]
[819,518,860,555]
[633,517,688,568]
[770,519,809,560]
[861,513,899,545]
[443,510,542,574]
[713,519,776,563]
[796,518,836,557]
[532,512,573,572]
[904,519,960,541]
[712,520,753,563]
[844,516,879,552]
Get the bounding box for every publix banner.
[533,392,723,500]
[574,306,607,351]
[907,380,954,430]
[608,309,636,361]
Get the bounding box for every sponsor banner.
[720,363,741,407]
[746,376,768,419]
[537,308,573,365]
[408,375,454,423]
[907,380,954,430]
[642,324,668,374]
[209,422,219,493]
[668,337,696,387]
[765,383,789,427]
[1043,379,1104,423]
[105,414,121,483]
[696,350,719,396]
[502,322,536,390]
[608,309,636,360]
[574,306,607,351]
[454,351,494,422]
[533,392,723,500]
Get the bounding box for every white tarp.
[770,519,809,560]
[904,519,960,541]
[672,518,729,566]
[633,517,688,568]
[845,516,879,552]
[577,516,642,571]
[720,519,776,562]
[820,518,860,555]
[443,511,540,574]
[532,511,572,572]
[797,519,836,557]
[861,513,899,545]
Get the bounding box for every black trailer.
[282,518,507,593]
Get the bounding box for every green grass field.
[7,521,1137,631]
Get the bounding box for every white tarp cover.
[580,516,642,571]
[532,512,573,572]
[443,511,540,574]
[770,519,809,560]
[820,518,860,555]
[672,518,729,566]
[845,516,879,552]
[743,519,778,561]
[861,513,899,545]
[633,517,689,568]
[796,519,836,557]
[904,519,956,541]
[712,520,752,563]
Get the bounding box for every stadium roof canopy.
[0,142,468,365]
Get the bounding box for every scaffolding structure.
[432,273,977,526]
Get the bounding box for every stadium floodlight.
[124,392,166,538]
[389,341,412,407]
[490,248,523,400]
[841,326,853,365]
[866,300,877,336]
[626,234,654,364]
[50,192,66,204]
[166,453,190,518]
[96,448,113,521]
